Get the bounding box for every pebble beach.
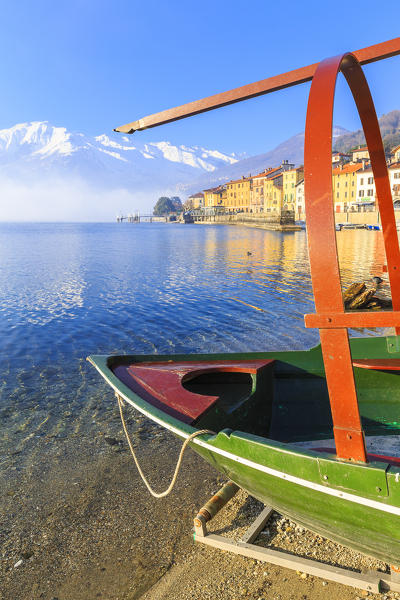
[2,416,400,600]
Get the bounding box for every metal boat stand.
[193,482,400,594]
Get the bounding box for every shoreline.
[191,220,303,231]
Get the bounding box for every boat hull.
[194,430,400,565]
[88,336,400,565]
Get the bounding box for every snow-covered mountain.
[0,121,350,221]
[0,121,241,220]
[0,121,239,179]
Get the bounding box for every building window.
[367,189,373,196]
[360,178,364,185]
[359,190,363,197]
[337,192,339,198]
[368,177,374,184]
[352,191,354,197]
[345,192,347,198]
[394,173,400,179]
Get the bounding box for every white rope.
[116,393,214,498]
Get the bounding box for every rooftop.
[333,163,364,175]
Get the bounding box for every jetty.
[116,212,171,223]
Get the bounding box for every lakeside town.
[184,143,400,225]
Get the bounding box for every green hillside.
[334,110,400,156]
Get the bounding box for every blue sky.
[1,0,399,156]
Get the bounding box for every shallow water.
[0,222,395,599]
[0,222,391,469]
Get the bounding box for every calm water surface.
[0,222,390,468]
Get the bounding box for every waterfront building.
[332,163,363,212]
[264,173,283,213]
[250,172,266,213]
[250,168,281,213]
[351,146,370,162]
[225,175,252,212]
[354,165,376,211]
[282,166,304,211]
[188,192,204,210]
[203,186,226,210]
[389,161,400,207]
[295,178,305,219]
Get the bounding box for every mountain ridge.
[179,126,348,195]
[333,110,400,154]
[0,113,399,220]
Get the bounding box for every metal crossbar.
[114,38,400,133]
[194,504,400,594]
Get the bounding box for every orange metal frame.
[115,38,400,463]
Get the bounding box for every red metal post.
[342,62,400,331]
[304,52,400,461]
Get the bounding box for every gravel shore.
[2,414,399,600]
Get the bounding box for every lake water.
[0,222,390,470]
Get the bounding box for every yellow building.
[203,186,226,209]
[332,163,363,212]
[264,173,283,213]
[225,176,252,212]
[282,167,304,210]
[187,192,204,209]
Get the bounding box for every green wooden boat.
[89,38,400,565]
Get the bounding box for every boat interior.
[110,341,400,463]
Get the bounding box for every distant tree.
[170,196,183,211]
[182,199,193,211]
[153,196,176,215]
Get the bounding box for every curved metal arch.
[304,53,400,462]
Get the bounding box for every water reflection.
[0,223,394,468]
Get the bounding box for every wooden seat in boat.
[113,359,274,425]
[352,359,400,371]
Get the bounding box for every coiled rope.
[116,393,214,498]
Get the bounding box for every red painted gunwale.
[113,360,274,424]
